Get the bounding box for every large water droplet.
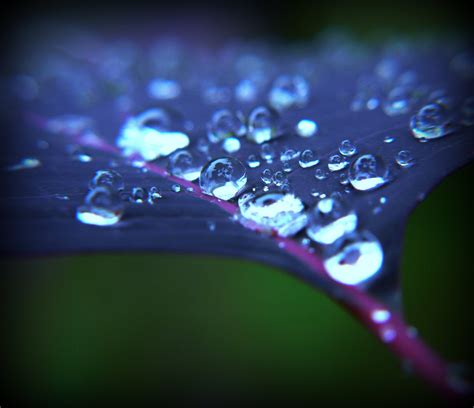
[410,102,457,140]
[348,154,389,191]
[269,75,309,110]
[306,197,357,245]
[77,186,124,226]
[247,106,281,144]
[323,231,384,285]
[239,191,307,237]
[207,109,246,143]
[168,149,207,181]
[89,169,124,191]
[199,157,247,200]
[117,108,189,161]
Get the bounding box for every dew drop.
[222,137,241,153]
[328,154,349,172]
[306,197,357,245]
[238,191,308,237]
[148,78,181,100]
[295,119,318,138]
[89,169,124,191]
[315,168,328,180]
[171,184,182,193]
[261,168,273,184]
[207,109,246,143]
[395,150,415,168]
[410,102,457,140]
[338,139,357,157]
[199,157,247,200]
[260,143,276,162]
[76,186,124,226]
[371,309,391,323]
[348,154,390,191]
[7,157,41,171]
[323,231,384,285]
[131,187,147,203]
[148,186,162,203]
[299,149,320,168]
[247,154,261,168]
[269,75,309,110]
[383,135,395,144]
[168,149,207,181]
[247,106,281,144]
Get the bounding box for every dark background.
[1,0,473,406]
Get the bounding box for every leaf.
[1,30,473,399]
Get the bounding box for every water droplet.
[348,154,390,191]
[55,194,70,200]
[76,186,124,226]
[339,172,349,185]
[89,169,124,191]
[222,137,241,153]
[380,327,397,343]
[269,75,309,110]
[207,220,216,232]
[260,143,276,162]
[148,186,162,203]
[272,171,287,187]
[117,108,189,161]
[261,168,273,184]
[383,135,395,144]
[168,149,207,181]
[306,198,357,245]
[207,109,246,143]
[280,148,300,162]
[338,139,357,157]
[328,154,349,172]
[323,231,384,285]
[410,102,457,140]
[239,191,308,237]
[7,157,41,171]
[247,154,261,168]
[395,150,415,168]
[299,149,319,168]
[295,119,318,138]
[247,106,281,144]
[171,184,182,193]
[235,79,258,103]
[131,187,147,203]
[371,309,391,323]
[148,78,181,100]
[199,157,247,200]
[382,86,414,116]
[282,162,293,173]
[315,168,328,180]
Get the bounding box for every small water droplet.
[171,184,182,193]
[348,154,390,191]
[338,139,357,157]
[269,75,309,110]
[247,106,281,144]
[299,149,320,168]
[280,148,300,163]
[131,187,147,203]
[76,186,124,226]
[235,79,258,103]
[295,119,318,138]
[168,150,207,181]
[382,86,414,116]
[199,157,247,200]
[148,78,181,100]
[380,327,397,343]
[315,168,328,180]
[395,150,415,168]
[222,137,241,153]
[383,135,395,144]
[207,109,246,143]
[306,197,357,245]
[89,169,124,191]
[7,157,41,171]
[261,168,273,184]
[272,170,287,187]
[238,191,308,237]
[148,186,162,203]
[328,154,349,172]
[282,161,293,173]
[207,220,216,232]
[247,154,261,168]
[371,309,391,323]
